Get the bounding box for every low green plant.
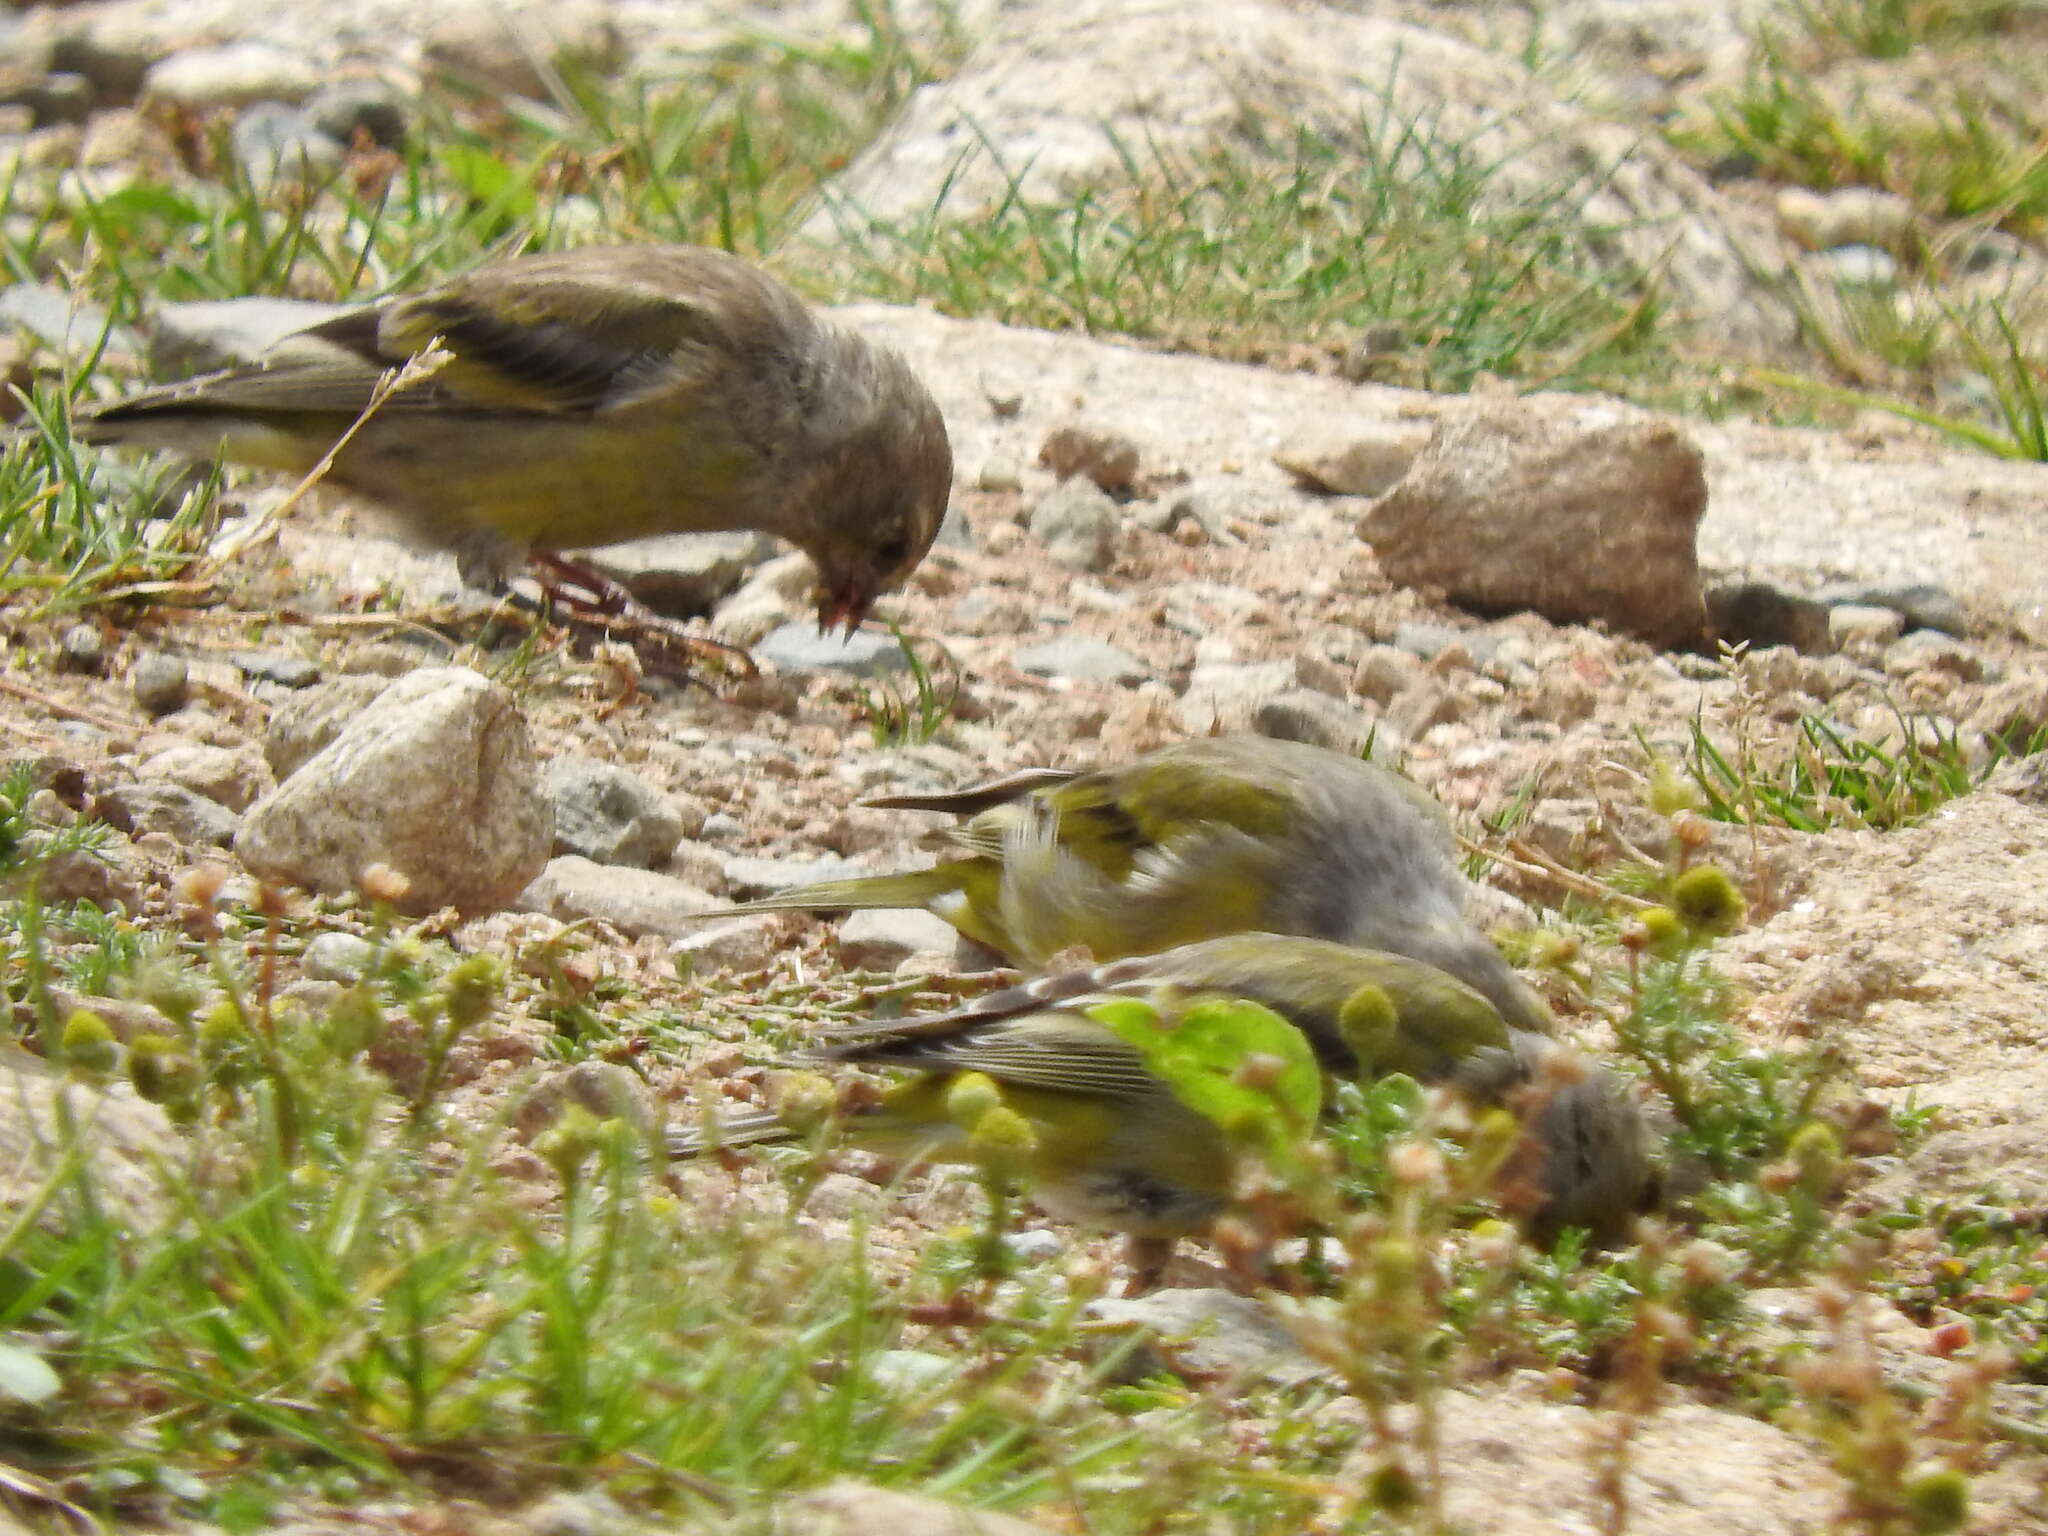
[826,112,1672,395]
[1682,705,2045,832]
[852,622,962,746]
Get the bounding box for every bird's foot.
[523,552,760,686]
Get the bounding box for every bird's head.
[802,351,952,637]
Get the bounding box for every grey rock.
[836,908,960,971]
[1986,751,2048,807]
[1351,644,1426,704]
[1811,244,1897,287]
[1087,1288,1325,1388]
[142,42,318,110]
[138,744,271,812]
[1274,421,1432,495]
[302,931,377,983]
[0,283,142,364]
[1176,659,1299,734]
[1162,481,1260,541]
[1705,580,1833,654]
[1816,581,1969,637]
[975,457,1023,493]
[99,780,240,848]
[1027,479,1119,571]
[302,79,411,150]
[48,31,153,103]
[579,531,776,616]
[932,503,976,552]
[754,624,912,677]
[1775,186,1915,252]
[673,914,782,974]
[722,853,869,899]
[773,1481,1057,1536]
[1884,630,1986,682]
[231,650,320,689]
[262,673,390,779]
[808,2,1796,354]
[1252,689,1378,754]
[1039,422,1140,492]
[24,831,140,909]
[1012,635,1148,685]
[129,651,189,715]
[0,1054,178,1233]
[1360,395,1708,648]
[149,297,346,375]
[1970,678,2048,743]
[58,623,105,673]
[1386,680,1474,736]
[231,102,344,184]
[0,71,94,127]
[237,667,552,915]
[698,812,745,842]
[1828,603,1906,648]
[544,757,685,869]
[1392,621,1500,665]
[421,3,626,98]
[518,856,717,940]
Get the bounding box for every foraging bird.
[67,244,953,635]
[673,934,1657,1256]
[709,736,1550,1031]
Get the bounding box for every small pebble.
[129,651,190,714]
[60,623,106,673]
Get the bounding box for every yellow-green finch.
[673,934,1657,1248]
[71,244,953,633]
[711,736,1550,1030]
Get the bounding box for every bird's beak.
[815,581,868,639]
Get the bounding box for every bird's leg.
[1121,1235,1178,1296]
[525,551,760,683]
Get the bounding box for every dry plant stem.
[1490,834,1656,911]
[195,344,454,580]
[0,676,135,737]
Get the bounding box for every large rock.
[807,0,1793,350]
[1360,395,1709,648]
[236,668,551,915]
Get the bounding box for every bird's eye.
[874,536,910,569]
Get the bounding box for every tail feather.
[701,867,964,918]
[666,1108,791,1158]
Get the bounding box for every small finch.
[70,244,953,636]
[672,934,1660,1281]
[702,735,1552,1032]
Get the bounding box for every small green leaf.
[1092,996,1321,1151]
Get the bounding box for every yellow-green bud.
[1365,1461,1418,1511]
[1670,865,1746,935]
[320,985,385,1060]
[535,1105,608,1184]
[440,955,503,1032]
[1646,758,1705,818]
[1370,1236,1422,1291]
[1637,906,1684,952]
[128,1033,198,1110]
[966,1105,1038,1171]
[1903,1467,1969,1534]
[773,1071,839,1135]
[1337,984,1399,1072]
[59,1011,117,1075]
[945,1071,1005,1132]
[1788,1121,1842,1198]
